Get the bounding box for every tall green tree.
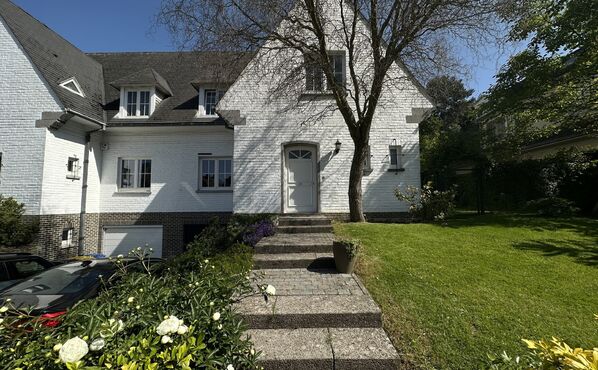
[484,0,598,139]
[420,76,481,189]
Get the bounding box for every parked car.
[0,257,163,327]
[0,253,57,292]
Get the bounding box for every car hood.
[1,293,74,314]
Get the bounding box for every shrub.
[0,232,259,369]
[242,219,276,247]
[395,182,456,222]
[487,315,598,370]
[525,197,580,217]
[0,195,38,247]
[333,238,361,259]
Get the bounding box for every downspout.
[78,128,103,256]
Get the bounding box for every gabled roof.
[0,0,105,122]
[89,52,252,124]
[110,67,174,97]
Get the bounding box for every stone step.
[278,217,332,227]
[252,268,366,296]
[256,233,334,254]
[236,295,381,329]
[253,253,334,269]
[247,328,400,370]
[277,225,334,234]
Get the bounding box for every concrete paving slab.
[236,295,381,329]
[247,328,334,370]
[330,328,400,370]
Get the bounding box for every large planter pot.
[332,240,358,273]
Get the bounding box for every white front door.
[285,146,317,213]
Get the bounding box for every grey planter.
[332,241,358,273]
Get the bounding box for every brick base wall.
[36,213,100,260]
[98,212,232,258]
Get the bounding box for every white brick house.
[0,0,432,259]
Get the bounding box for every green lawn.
[334,213,598,369]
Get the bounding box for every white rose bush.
[0,216,273,370]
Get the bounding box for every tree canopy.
[484,0,598,140]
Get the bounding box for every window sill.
[66,175,81,180]
[115,189,152,195]
[300,91,334,98]
[388,168,406,173]
[196,188,233,193]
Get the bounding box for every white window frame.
[59,77,85,97]
[304,51,346,92]
[198,157,233,191]
[117,158,152,192]
[200,89,225,116]
[119,87,155,118]
[66,156,81,180]
[61,228,73,248]
[389,145,403,170]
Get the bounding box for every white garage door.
[102,226,163,258]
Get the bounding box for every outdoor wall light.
[334,139,342,154]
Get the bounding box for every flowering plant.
[395,182,456,222]
[0,222,260,369]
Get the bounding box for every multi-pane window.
[67,157,80,179]
[305,63,324,92]
[200,158,232,189]
[204,90,225,115]
[218,159,232,187]
[305,52,345,91]
[389,145,402,169]
[329,53,345,86]
[125,90,151,117]
[139,91,150,116]
[119,159,152,189]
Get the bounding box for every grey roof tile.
[0,0,105,122]
[88,51,252,124]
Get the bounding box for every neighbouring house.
[0,0,432,259]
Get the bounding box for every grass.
[334,213,598,369]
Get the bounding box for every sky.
[12,0,521,96]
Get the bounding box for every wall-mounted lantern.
[334,139,342,154]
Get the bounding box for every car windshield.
[2,262,115,296]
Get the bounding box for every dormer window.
[204,89,225,116]
[59,77,85,97]
[122,89,153,117]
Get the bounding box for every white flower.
[53,343,62,352]
[265,285,276,296]
[177,324,189,334]
[212,312,221,321]
[227,365,235,370]
[59,337,88,364]
[117,254,123,259]
[89,338,105,352]
[161,335,173,344]
[0,306,8,313]
[209,301,214,306]
[217,324,223,330]
[204,259,209,263]
[250,348,255,355]
[127,297,135,303]
[156,316,183,335]
[135,305,141,310]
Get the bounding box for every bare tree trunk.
[348,137,368,222]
